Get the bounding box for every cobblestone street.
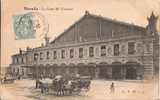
[0,79,155,100]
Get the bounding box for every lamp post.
[34,53,38,80]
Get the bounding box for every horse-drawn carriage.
[36,75,91,96]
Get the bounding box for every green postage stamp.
[13,12,36,39]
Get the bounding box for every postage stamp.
[13,12,48,40]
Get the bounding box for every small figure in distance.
[110,82,115,94]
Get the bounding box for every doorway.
[126,67,137,79]
[112,67,122,80]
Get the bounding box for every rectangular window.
[128,42,135,54]
[40,52,43,60]
[53,51,57,59]
[70,49,74,58]
[17,57,19,64]
[61,50,65,59]
[34,53,38,61]
[101,45,106,56]
[22,57,24,64]
[23,57,26,63]
[46,51,50,59]
[114,44,119,56]
[13,58,15,64]
[89,47,94,57]
[79,48,83,58]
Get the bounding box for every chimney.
[44,34,50,46]
[19,48,22,54]
[85,10,90,15]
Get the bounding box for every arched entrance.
[99,67,107,79]
[88,63,96,78]
[112,67,122,79]
[126,67,137,79]
[111,62,123,80]
[78,63,88,76]
[51,64,58,75]
[98,62,111,79]
[60,63,67,76]
[45,64,51,77]
[125,62,140,80]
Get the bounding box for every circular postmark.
[13,12,48,40]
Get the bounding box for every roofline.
[11,51,27,57]
[50,11,146,44]
[90,13,146,30]
[50,14,87,44]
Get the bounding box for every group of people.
[35,75,91,96]
[34,73,115,95]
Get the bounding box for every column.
[75,67,78,75]
[107,67,112,79]
[95,67,100,79]
[122,66,126,80]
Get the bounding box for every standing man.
[110,82,115,94]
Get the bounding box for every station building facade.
[10,11,160,80]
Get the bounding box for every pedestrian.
[18,75,21,80]
[110,82,115,94]
[36,79,38,88]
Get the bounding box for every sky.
[1,0,160,67]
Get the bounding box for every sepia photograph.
[1,0,160,100]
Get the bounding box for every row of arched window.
[33,42,136,61]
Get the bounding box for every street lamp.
[34,53,38,79]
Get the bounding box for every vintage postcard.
[1,0,160,100]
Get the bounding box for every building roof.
[50,11,146,44]
[12,50,27,57]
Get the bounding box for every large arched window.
[61,50,65,59]
[40,52,43,60]
[89,47,94,57]
[114,44,119,56]
[79,48,83,58]
[34,53,38,61]
[101,45,106,56]
[53,51,57,59]
[46,51,50,59]
[70,49,74,58]
[128,42,135,55]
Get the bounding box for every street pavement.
[0,79,155,100]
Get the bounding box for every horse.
[76,79,91,91]
[52,78,66,96]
